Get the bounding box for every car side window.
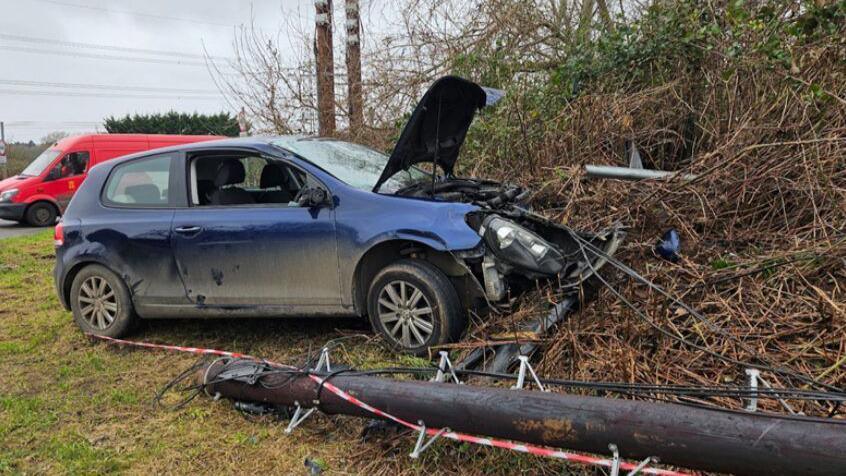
[50,151,89,179]
[104,154,174,206]
[190,155,307,207]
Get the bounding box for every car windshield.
[20,148,61,177]
[270,137,429,193]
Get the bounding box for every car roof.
[98,136,274,164]
[93,136,367,189]
[53,133,224,149]
[101,135,365,164]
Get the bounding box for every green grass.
[0,232,570,475]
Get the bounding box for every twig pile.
[461,15,846,416]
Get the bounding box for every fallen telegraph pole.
[202,358,846,476]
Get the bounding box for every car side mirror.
[296,187,330,208]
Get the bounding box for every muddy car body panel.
[54,76,621,354]
[54,139,486,319]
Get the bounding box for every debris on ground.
[654,229,681,263]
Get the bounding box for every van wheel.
[367,259,465,356]
[70,264,136,338]
[25,202,57,227]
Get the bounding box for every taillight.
[54,221,64,247]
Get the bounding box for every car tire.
[70,264,135,338]
[24,202,57,227]
[367,259,465,356]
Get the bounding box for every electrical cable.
[5,120,102,126]
[171,324,846,409]
[563,226,844,393]
[185,349,846,409]
[0,45,217,67]
[29,0,241,29]
[152,358,211,410]
[106,329,841,425]
[0,79,219,95]
[0,89,221,100]
[190,360,846,424]
[0,33,232,61]
[312,366,846,402]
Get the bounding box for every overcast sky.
[0,0,394,142]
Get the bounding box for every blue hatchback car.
[54,77,620,355]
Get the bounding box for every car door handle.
[174,226,202,234]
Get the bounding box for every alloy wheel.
[377,280,434,348]
[78,276,118,330]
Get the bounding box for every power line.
[0,33,232,61]
[0,79,219,95]
[4,125,100,131]
[30,0,242,29]
[0,89,222,100]
[6,121,102,126]
[0,45,219,67]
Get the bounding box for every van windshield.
[20,148,61,177]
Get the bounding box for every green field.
[0,232,571,475]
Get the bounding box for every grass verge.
[0,232,572,475]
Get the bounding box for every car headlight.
[0,189,19,203]
[481,216,564,275]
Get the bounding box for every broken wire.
[565,228,844,395]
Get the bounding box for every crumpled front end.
[465,207,623,303]
[421,179,624,373]
[396,176,624,303]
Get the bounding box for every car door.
[97,151,189,313]
[170,153,343,313]
[43,149,91,211]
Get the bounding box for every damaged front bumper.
[395,175,624,366]
[464,207,624,303]
[453,208,624,373]
[399,176,629,372]
[395,176,624,300]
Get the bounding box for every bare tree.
[209,16,317,135]
[213,0,628,145]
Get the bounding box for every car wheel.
[367,259,464,356]
[24,202,57,227]
[70,264,135,337]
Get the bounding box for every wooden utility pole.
[314,0,336,136]
[204,359,846,476]
[345,0,363,135]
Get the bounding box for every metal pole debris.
[458,297,577,373]
[585,165,697,181]
[203,359,846,476]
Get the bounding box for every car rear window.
[104,155,173,206]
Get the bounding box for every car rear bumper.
[54,258,71,310]
[0,203,26,221]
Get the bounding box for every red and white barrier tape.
[88,334,692,476]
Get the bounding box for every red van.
[0,134,223,226]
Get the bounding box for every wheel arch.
[351,238,485,316]
[23,194,61,211]
[24,199,60,220]
[61,259,128,311]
